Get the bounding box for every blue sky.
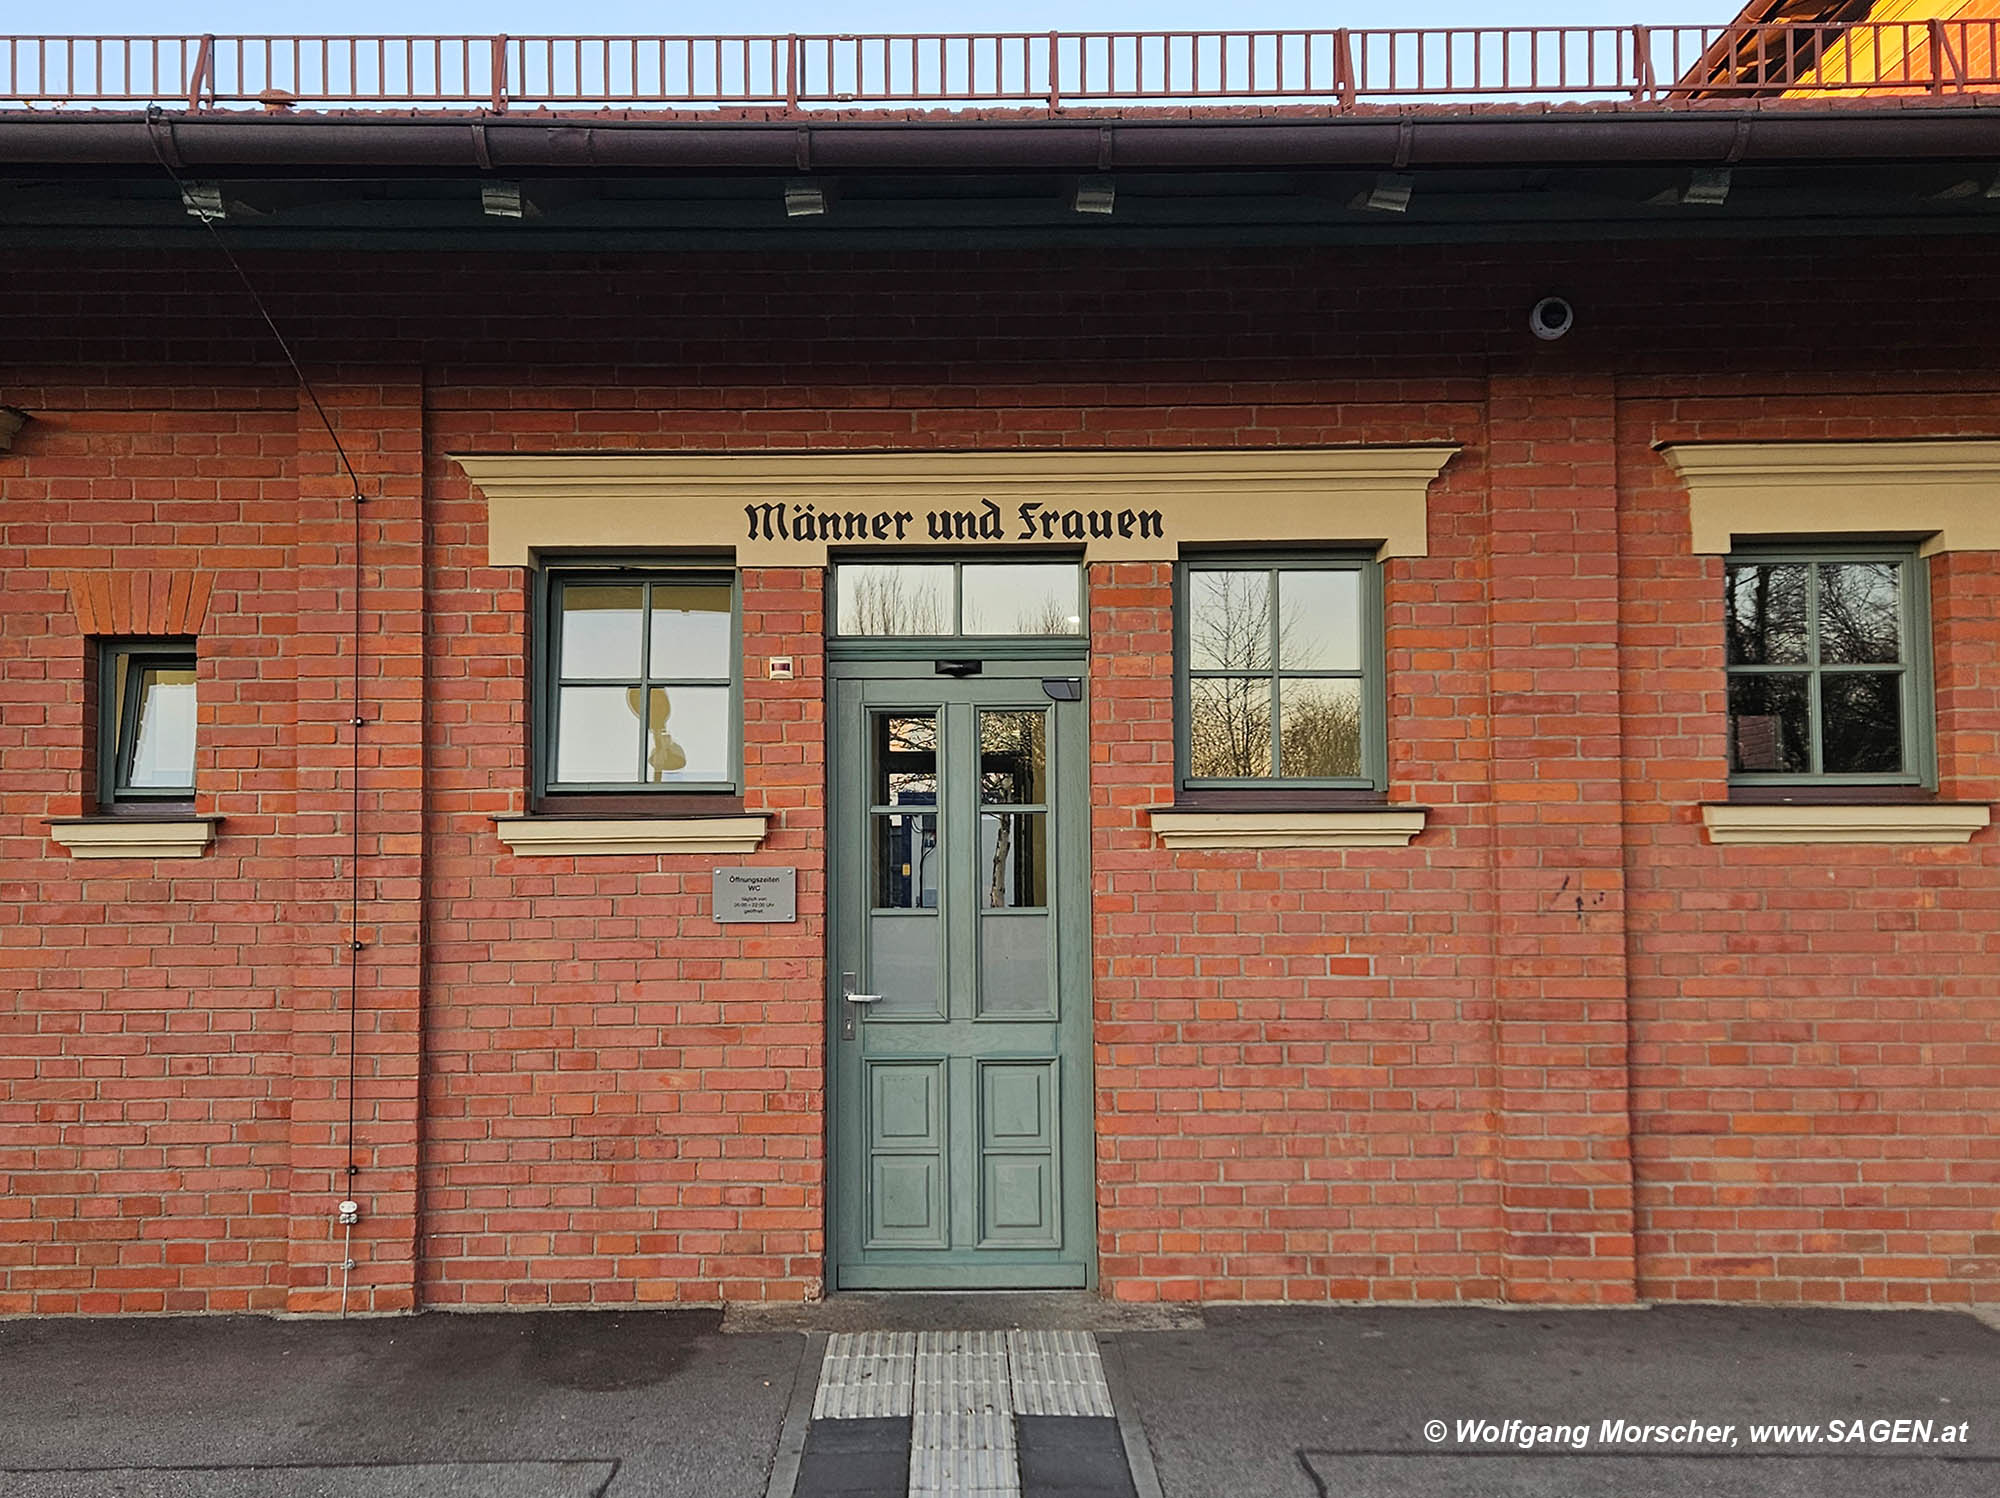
[40,5,1718,37]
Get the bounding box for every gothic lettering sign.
[457,449,1458,568]
[743,498,1166,546]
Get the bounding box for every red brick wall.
[0,383,300,1312]
[3,240,1998,1312]
[1618,385,2000,1307]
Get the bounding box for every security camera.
[1529,297,1575,341]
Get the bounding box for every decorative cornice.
[1700,803,1990,845]
[48,818,219,859]
[494,814,770,857]
[1660,440,2000,556]
[453,447,1458,567]
[1148,808,1427,849]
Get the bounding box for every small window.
[100,641,197,807]
[833,561,1084,638]
[537,569,739,796]
[1177,557,1385,791]
[1725,546,1932,785]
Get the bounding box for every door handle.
[840,974,880,1039]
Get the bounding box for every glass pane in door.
[871,711,940,1016]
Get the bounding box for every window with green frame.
[98,639,198,809]
[1176,556,1386,792]
[1724,545,1933,786]
[536,567,740,798]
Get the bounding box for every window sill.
[1700,802,1990,845]
[1168,788,1391,812]
[493,814,770,857]
[1147,807,1427,849]
[47,816,220,859]
[1727,784,1935,805]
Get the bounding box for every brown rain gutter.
[3,106,2000,174]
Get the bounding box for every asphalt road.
[2,1304,1995,1498]
[0,1310,802,1498]
[1106,1306,2000,1498]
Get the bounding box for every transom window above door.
[832,562,1084,638]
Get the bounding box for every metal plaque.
[713,866,798,924]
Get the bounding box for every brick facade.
[3,239,1997,1313]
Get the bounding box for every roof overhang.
[9,102,2000,174]
[6,102,2000,249]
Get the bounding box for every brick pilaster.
[1486,374,1639,1303]
[285,376,427,1312]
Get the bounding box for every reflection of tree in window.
[1187,571,1272,777]
[973,711,1049,909]
[1725,557,1906,777]
[1187,569,1362,780]
[1278,684,1361,778]
[1817,563,1899,664]
[843,567,949,635]
[1018,593,1078,636]
[1725,563,1807,665]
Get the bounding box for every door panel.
[830,663,1093,1289]
[866,1060,948,1248]
[979,1060,1060,1248]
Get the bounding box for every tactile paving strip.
[914,1332,1013,1418]
[907,1443,1020,1497]
[911,1332,1018,1498]
[798,1328,1129,1498]
[1005,1330,1115,1418]
[813,1331,919,1419]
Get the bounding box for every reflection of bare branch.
[1188,572,1272,777]
[1189,678,1268,778]
[988,814,1012,907]
[845,568,948,635]
[1189,571,1271,672]
[1278,689,1361,778]
[1018,592,1076,637]
[1727,564,1806,665]
[1188,570,1365,778]
[1816,562,1898,665]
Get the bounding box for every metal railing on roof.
[1,24,1997,113]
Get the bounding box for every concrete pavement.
[0,1303,1994,1497]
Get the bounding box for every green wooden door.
[828,661,1094,1289]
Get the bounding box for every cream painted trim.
[49,818,217,859]
[1662,441,2000,557]
[1701,803,1990,845]
[455,447,1458,567]
[1149,808,1426,849]
[494,815,770,856]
